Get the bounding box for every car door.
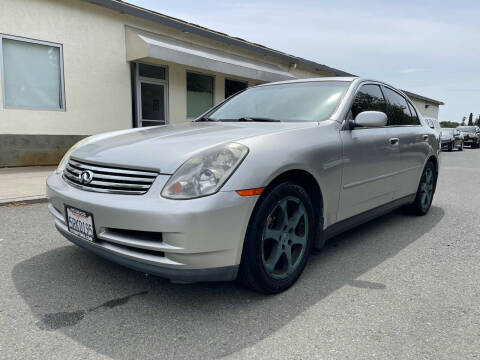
[338,83,400,221]
[382,87,428,199]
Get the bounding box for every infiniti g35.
[47,77,440,293]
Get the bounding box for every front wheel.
[406,161,437,216]
[239,182,315,293]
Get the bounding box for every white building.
[0,0,443,166]
[401,90,444,119]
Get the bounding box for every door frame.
[135,62,169,127]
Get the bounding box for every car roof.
[257,77,401,90]
[255,77,358,86]
[256,77,415,102]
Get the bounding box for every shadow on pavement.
[12,206,444,359]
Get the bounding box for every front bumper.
[441,140,454,149]
[47,172,258,282]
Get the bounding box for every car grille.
[63,158,159,195]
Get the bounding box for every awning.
[125,27,295,83]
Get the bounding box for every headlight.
[55,136,94,174]
[161,143,249,199]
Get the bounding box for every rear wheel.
[406,161,436,216]
[239,182,315,293]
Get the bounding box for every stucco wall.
[0,0,324,137]
[0,0,133,135]
[410,98,440,119]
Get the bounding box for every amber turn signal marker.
[235,187,265,196]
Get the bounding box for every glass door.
[135,63,168,127]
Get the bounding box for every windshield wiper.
[195,116,217,122]
[236,117,280,122]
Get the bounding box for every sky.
[128,0,480,123]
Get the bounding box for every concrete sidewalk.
[0,166,55,205]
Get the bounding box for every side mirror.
[354,111,387,128]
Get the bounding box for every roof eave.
[402,90,444,106]
[83,0,354,77]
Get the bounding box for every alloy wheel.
[261,196,308,279]
[419,167,434,211]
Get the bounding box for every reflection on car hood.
[71,121,315,174]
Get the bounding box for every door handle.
[423,134,429,141]
[389,137,399,145]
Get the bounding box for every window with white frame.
[187,72,214,118]
[1,35,65,110]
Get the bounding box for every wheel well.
[265,170,324,226]
[427,155,438,174]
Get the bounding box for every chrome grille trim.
[69,159,158,177]
[63,158,158,195]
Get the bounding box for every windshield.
[457,126,476,133]
[206,81,350,122]
[442,129,454,134]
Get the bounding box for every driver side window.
[350,84,386,120]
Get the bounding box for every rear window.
[457,126,476,133]
[383,87,419,126]
[407,103,420,125]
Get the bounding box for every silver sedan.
[47,77,440,293]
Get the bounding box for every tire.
[406,161,437,216]
[238,182,316,293]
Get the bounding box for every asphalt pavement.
[1,149,479,359]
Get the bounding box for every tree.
[440,121,459,128]
[461,116,466,126]
[475,115,480,126]
[468,113,473,125]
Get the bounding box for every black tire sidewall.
[240,182,315,293]
[412,161,437,215]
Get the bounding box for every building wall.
[0,0,324,138]
[0,0,329,166]
[410,98,440,119]
[0,0,133,136]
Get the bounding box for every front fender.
[222,121,343,228]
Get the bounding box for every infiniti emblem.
[79,170,94,185]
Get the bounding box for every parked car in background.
[457,126,480,148]
[441,128,464,151]
[47,77,440,293]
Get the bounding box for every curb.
[0,197,48,207]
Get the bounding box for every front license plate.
[66,206,95,242]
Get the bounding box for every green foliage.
[468,113,474,125]
[440,121,459,128]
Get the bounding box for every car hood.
[441,135,452,140]
[71,121,315,174]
